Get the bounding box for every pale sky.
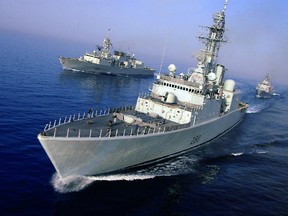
[1,0,288,84]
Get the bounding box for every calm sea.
[1,30,287,216]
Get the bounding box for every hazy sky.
[1,0,288,84]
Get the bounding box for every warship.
[38,0,248,178]
[256,73,273,98]
[59,30,155,76]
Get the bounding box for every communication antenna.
[223,0,229,13]
[159,38,168,75]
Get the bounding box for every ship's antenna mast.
[159,38,168,75]
[197,0,229,76]
[223,0,229,13]
[101,29,112,58]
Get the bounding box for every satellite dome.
[207,72,217,81]
[224,79,236,92]
[168,64,177,72]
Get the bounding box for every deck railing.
[45,122,190,138]
[41,105,190,138]
[43,106,134,132]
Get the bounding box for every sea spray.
[51,155,199,193]
[52,174,95,193]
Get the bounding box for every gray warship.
[38,0,248,178]
[59,30,155,76]
[256,73,273,98]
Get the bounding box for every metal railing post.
[99,129,102,138]
[66,128,70,137]
[78,129,81,138]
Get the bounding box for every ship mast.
[188,0,228,86]
[198,0,228,76]
[101,29,112,58]
[199,0,228,75]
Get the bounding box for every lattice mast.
[199,0,228,76]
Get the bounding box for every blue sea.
[1,30,288,216]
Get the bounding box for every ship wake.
[51,155,199,193]
[51,173,156,193]
[247,104,265,113]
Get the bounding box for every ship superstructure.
[256,73,273,98]
[59,30,155,76]
[38,0,248,178]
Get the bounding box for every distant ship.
[38,0,248,179]
[256,73,273,98]
[59,30,155,76]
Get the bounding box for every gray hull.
[38,109,245,178]
[256,89,272,99]
[60,57,155,76]
[39,1,248,179]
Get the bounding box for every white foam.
[247,105,264,113]
[51,173,156,193]
[90,174,156,181]
[256,150,268,154]
[231,152,243,156]
[51,174,95,193]
[51,155,199,193]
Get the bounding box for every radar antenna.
[223,0,229,13]
[196,0,228,75]
[188,0,229,84]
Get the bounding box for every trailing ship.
[256,73,273,98]
[59,30,155,76]
[38,0,248,179]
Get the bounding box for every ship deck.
[41,108,189,138]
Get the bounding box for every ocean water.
[1,30,288,216]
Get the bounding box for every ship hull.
[38,109,245,178]
[256,89,272,99]
[59,57,155,76]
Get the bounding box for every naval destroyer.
[38,0,248,178]
[59,30,155,76]
[256,73,273,98]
